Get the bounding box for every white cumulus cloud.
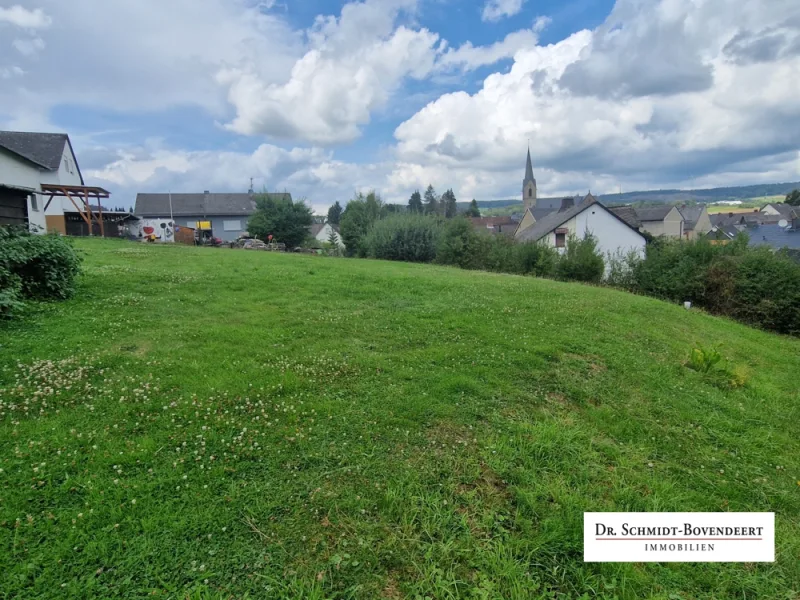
[482,0,526,23]
[0,5,51,29]
[218,0,441,144]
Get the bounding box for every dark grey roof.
[523,147,535,186]
[634,205,677,222]
[711,211,783,228]
[134,192,291,217]
[678,206,705,231]
[517,196,592,243]
[529,196,575,210]
[707,225,739,240]
[0,131,69,171]
[748,223,800,250]
[609,205,641,228]
[532,207,557,221]
[763,203,797,218]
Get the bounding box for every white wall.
[42,143,84,216]
[316,223,345,248]
[0,150,48,232]
[128,218,176,242]
[541,204,646,260]
[0,149,41,191]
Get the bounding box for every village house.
[134,191,292,242]
[516,195,646,259]
[0,131,114,233]
[512,150,645,258]
[468,216,518,237]
[677,205,712,240]
[761,202,798,220]
[633,205,685,238]
[309,222,345,248]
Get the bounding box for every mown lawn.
[1,238,798,599]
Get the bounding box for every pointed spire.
[524,146,535,184]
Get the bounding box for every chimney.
[559,197,574,212]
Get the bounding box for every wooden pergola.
[41,184,112,237]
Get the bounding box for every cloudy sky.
[1,0,798,213]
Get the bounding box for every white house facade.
[516,197,647,274]
[0,131,84,233]
[311,223,345,248]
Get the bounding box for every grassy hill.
[1,239,798,599]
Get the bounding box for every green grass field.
[1,239,799,599]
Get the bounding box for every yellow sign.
[196,221,212,230]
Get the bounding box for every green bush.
[605,249,642,290]
[725,247,800,335]
[482,235,515,273]
[364,214,442,263]
[0,264,23,319]
[0,227,82,318]
[556,233,605,283]
[512,241,559,277]
[619,235,800,335]
[436,218,485,269]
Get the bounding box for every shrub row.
[0,227,82,319]
[364,214,604,282]
[608,236,800,335]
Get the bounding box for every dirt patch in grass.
[561,352,607,376]
[381,574,403,599]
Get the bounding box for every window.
[528,188,532,197]
[223,220,242,232]
[555,232,566,248]
[30,194,39,212]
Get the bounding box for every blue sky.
[0,0,798,212]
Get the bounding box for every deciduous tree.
[248,194,313,248]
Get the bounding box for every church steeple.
[523,146,537,209]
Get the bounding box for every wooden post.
[64,189,92,229]
[83,190,94,236]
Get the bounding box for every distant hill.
[458,181,800,212]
